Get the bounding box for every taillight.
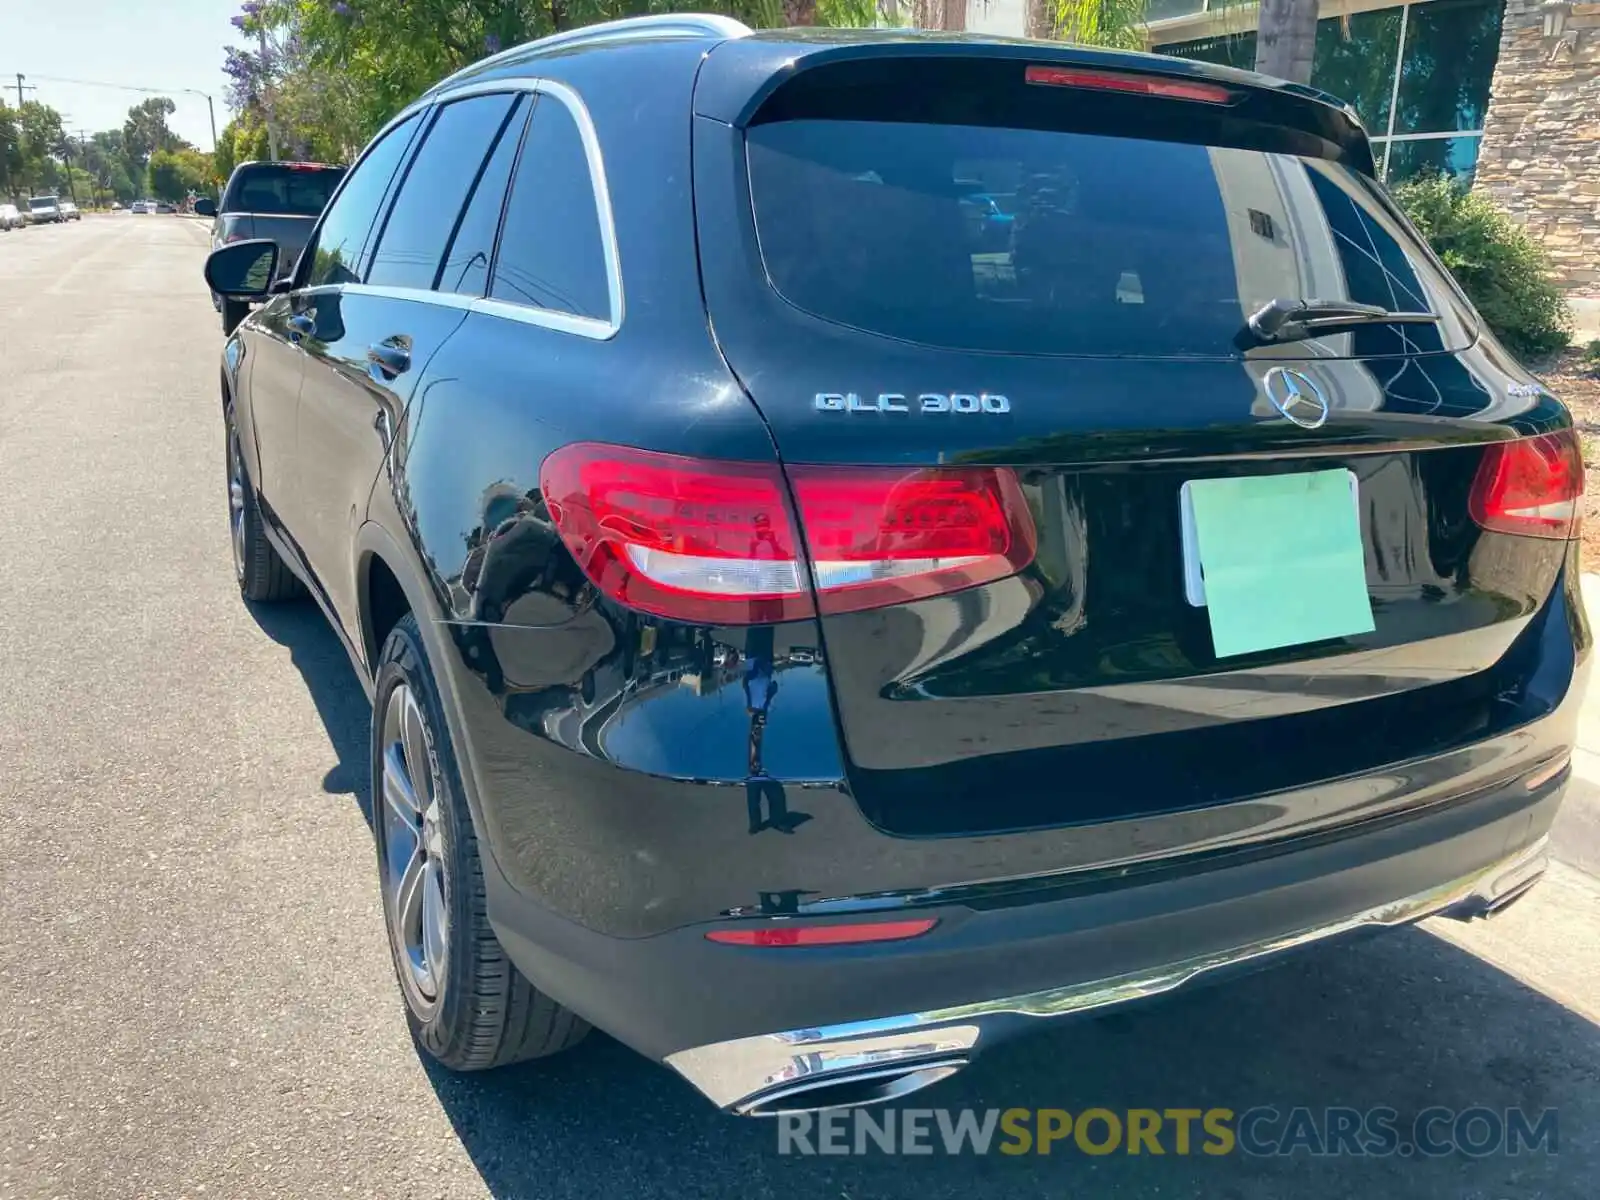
[786,464,1036,615]
[540,446,812,625]
[1468,430,1584,540]
[539,444,1036,624]
[1024,64,1236,105]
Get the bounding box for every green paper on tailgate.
[1188,468,1375,658]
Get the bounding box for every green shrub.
[1390,173,1572,360]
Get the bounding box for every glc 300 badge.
[815,392,1011,414]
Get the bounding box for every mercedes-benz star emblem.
[1264,367,1330,430]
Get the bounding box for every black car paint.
[219,29,1587,1059]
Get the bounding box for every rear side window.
[305,114,420,288]
[746,120,1458,359]
[490,97,611,322]
[367,93,521,291]
[436,98,530,297]
[224,164,346,217]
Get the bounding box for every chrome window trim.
[338,282,618,341]
[1375,130,1487,143]
[365,77,623,339]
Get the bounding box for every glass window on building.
[1144,0,1208,22]
[1385,135,1484,182]
[1311,9,1404,133]
[1394,0,1502,135]
[1156,0,1505,187]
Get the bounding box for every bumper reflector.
[705,918,938,947]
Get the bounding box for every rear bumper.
[671,833,1552,1114]
[487,750,1570,1108]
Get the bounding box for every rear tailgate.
[693,44,1580,836]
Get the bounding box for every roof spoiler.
[694,37,1376,176]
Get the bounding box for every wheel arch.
[355,520,514,896]
[354,524,438,679]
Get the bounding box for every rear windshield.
[29,197,57,209]
[223,165,346,217]
[746,120,1463,358]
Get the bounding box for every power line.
[9,72,209,99]
[4,72,221,151]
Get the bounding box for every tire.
[225,403,304,602]
[372,613,589,1071]
[222,298,251,335]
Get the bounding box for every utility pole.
[14,73,36,108]
[74,130,97,207]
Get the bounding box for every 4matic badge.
[815,392,1011,415]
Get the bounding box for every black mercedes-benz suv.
[203,15,1587,1117]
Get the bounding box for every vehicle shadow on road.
[245,598,374,825]
[420,928,1600,1199]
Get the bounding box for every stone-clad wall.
[1476,0,1600,298]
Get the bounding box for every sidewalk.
[1551,574,1600,877]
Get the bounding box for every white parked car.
[58,200,81,222]
[27,195,63,224]
[0,203,21,231]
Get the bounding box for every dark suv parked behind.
[208,159,347,332]
[204,15,1587,1117]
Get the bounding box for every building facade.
[1474,0,1600,300]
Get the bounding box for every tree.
[225,0,896,160]
[148,146,214,201]
[122,97,181,172]
[0,102,20,200]
[17,102,66,196]
[1031,0,1147,47]
[63,165,97,206]
[77,130,137,203]
[214,117,242,183]
[235,116,270,164]
[1256,0,1318,82]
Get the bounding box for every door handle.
[367,338,412,381]
[287,312,316,340]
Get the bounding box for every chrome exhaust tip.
[1438,838,1549,922]
[737,1059,968,1117]
[667,1022,984,1116]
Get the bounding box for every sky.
[0,0,243,149]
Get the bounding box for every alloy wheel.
[226,431,247,582]
[379,682,449,1017]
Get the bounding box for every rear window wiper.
[1244,297,1441,345]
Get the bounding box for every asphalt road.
[2,215,1599,1200]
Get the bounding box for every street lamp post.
[181,89,219,154]
[176,89,221,199]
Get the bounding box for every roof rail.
[428,14,752,95]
